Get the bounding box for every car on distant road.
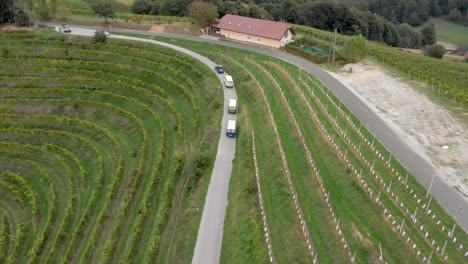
[60,23,71,33]
[214,65,224,74]
[96,30,110,37]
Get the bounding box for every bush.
[426,44,446,59]
[342,34,368,62]
[92,31,108,44]
[15,9,33,27]
[2,49,9,58]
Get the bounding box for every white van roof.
[225,75,233,82]
[228,99,237,107]
[227,120,236,130]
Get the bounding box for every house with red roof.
[216,14,295,49]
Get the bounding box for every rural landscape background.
[0,0,467,263]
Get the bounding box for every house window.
[257,37,261,42]
[247,35,251,40]
[284,30,289,38]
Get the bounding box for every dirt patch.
[0,24,31,31]
[11,105,56,115]
[328,62,468,197]
[126,169,138,192]
[149,23,199,35]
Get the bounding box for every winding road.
[54,23,467,263]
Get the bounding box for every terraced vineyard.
[154,38,468,263]
[0,30,222,263]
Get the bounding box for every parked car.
[214,65,224,73]
[61,23,71,33]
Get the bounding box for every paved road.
[55,23,467,238]
[58,26,238,263]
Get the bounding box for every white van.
[226,120,236,137]
[228,99,237,114]
[224,75,234,88]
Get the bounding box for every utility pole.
[332,28,337,63]
[328,28,337,63]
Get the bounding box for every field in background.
[415,18,468,46]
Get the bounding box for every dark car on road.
[214,65,224,74]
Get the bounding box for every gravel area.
[329,62,468,197]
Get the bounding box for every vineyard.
[291,25,468,107]
[157,37,468,263]
[0,30,222,263]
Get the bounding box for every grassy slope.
[415,17,468,45]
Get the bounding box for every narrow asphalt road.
[59,26,238,263]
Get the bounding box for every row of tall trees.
[0,0,33,26]
[131,0,468,26]
[131,0,436,48]
[362,0,467,26]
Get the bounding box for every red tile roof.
[217,14,295,40]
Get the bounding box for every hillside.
[0,29,222,263]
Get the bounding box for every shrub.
[15,9,33,27]
[2,49,9,58]
[342,34,368,62]
[426,44,446,59]
[92,31,108,44]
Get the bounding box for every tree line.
[131,0,443,48]
[131,0,468,26]
[0,0,61,25]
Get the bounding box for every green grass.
[0,29,222,263]
[415,18,468,45]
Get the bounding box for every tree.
[421,23,436,45]
[160,0,189,16]
[0,0,14,23]
[448,8,462,21]
[92,2,114,23]
[15,9,33,26]
[131,0,151,15]
[187,1,218,27]
[407,12,422,26]
[342,34,368,62]
[383,21,399,47]
[397,23,422,48]
[426,44,446,58]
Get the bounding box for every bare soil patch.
[149,24,199,35]
[328,62,468,196]
[0,24,31,31]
